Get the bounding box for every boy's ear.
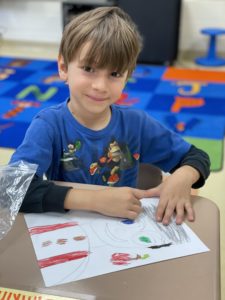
[58,55,68,81]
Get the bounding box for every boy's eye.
[111,71,122,78]
[83,66,94,73]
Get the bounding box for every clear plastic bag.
[0,160,37,240]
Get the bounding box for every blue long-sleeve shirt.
[10,100,210,213]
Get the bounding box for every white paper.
[24,198,209,287]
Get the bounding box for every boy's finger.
[162,205,175,225]
[175,205,185,225]
[126,210,139,220]
[145,186,161,198]
[132,204,142,214]
[185,202,195,221]
[131,198,142,207]
[133,187,160,200]
[132,188,149,200]
[155,201,167,222]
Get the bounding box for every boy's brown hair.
[59,6,143,78]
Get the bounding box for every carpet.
[0,56,225,171]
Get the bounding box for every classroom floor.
[0,40,224,300]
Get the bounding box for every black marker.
[148,242,172,249]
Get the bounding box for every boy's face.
[58,43,128,126]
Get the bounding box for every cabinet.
[118,0,181,65]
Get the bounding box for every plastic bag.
[0,160,37,240]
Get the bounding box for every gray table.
[0,187,221,300]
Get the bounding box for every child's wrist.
[90,189,108,214]
[64,188,94,211]
[175,165,200,185]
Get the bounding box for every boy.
[10,6,210,225]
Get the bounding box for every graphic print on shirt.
[60,140,83,171]
[89,140,140,186]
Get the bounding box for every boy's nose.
[92,76,107,91]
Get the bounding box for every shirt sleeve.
[20,175,72,213]
[10,116,56,177]
[170,144,211,188]
[139,112,191,171]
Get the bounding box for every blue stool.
[195,28,225,66]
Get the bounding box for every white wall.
[179,0,225,53]
[0,1,62,43]
[0,0,225,54]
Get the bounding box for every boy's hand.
[65,165,199,224]
[146,165,199,225]
[65,186,153,219]
[94,187,152,219]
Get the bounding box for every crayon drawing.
[24,198,209,287]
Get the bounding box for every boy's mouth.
[86,94,108,102]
